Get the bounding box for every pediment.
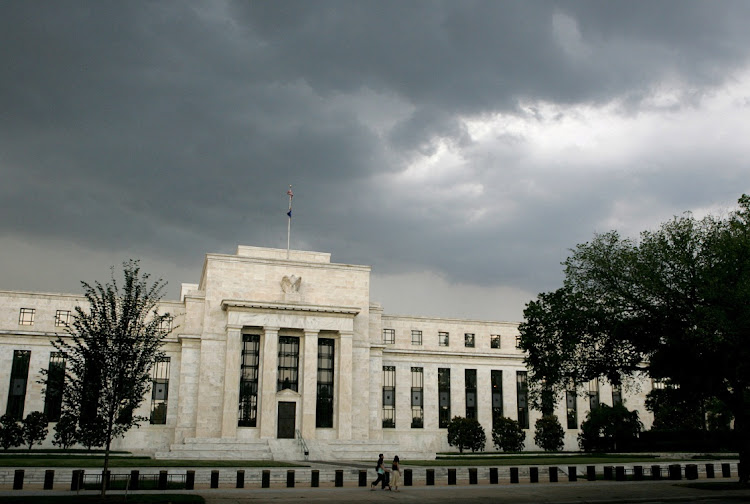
[277,388,301,399]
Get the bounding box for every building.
[0,245,653,459]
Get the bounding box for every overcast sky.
[2,1,750,322]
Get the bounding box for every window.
[515,335,522,349]
[516,371,529,429]
[150,357,170,424]
[18,308,35,326]
[566,383,578,429]
[411,367,424,428]
[588,378,600,411]
[239,334,260,427]
[612,384,622,406]
[411,330,422,345]
[6,350,31,419]
[316,338,335,428]
[439,331,449,347]
[277,336,300,391]
[491,370,503,430]
[491,334,501,349]
[382,329,395,344]
[54,310,71,327]
[44,352,66,421]
[438,368,451,428]
[465,369,477,419]
[159,317,174,333]
[382,366,395,428]
[464,333,475,348]
[652,378,666,390]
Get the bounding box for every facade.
[0,245,653,460]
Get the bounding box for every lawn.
[406,454,668,466]
[0,455,303,468]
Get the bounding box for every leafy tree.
[52,413,78,449]
[519,195,750,482]
[447,416,486,453]
[578,404,642,452]
[534,415,564,452]
[491,416,525,452]
[46,260,172,496]
[0,414,23,451]
[21,411,48,451]
[645,387,707,431]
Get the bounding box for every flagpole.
[286,185,293,259]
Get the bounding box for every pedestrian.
[390,455,401,491]
[370,453,385,490]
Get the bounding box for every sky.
[2,1,750,322]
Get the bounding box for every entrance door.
[277,402,296,439]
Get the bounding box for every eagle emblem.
[281,275,302,293]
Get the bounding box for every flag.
[287,188,293,198]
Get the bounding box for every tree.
[21,411,48,451]
[518,195,750,482]
[52,413,78,449]
[0,414,23,451]
[645,387,707,432]
[491,416,525,452]
[577,404,642,452]
[447,416,486,453]
[534,415,564,452]
[46,260,172,496]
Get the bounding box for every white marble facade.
[0,245,654,459]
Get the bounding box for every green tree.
[21,411,48,451]
[519,194,750,481]
[447,416,486,453]
[491,416,526,452]
[578,404,642,452]
[534,415,564,452]
[52,413,78,449]
[645,387,707,432]
[47,260,172,496]
[0,414,23,451]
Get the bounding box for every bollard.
[587,465,596,481]
[686,464,698,480]
[722,463,731,478]
[13,469,24,490]
[568,466,577,482]
[211,470,219,489]
[237,469,245,489]
[287,470,295,488]
[510,467,519,484]
[706,463,715,479]
[668,464,681,480]
[426,469,435,486]
[71,470,84,491]
[335,469,343,487]
[158,470,168,490]
[548,466,558,483]
[469,468,478,484]
[358,470,367,487]
[130,470,140,490]
[603,466,613,480]
[44,469,54,490]
[448,468,456,485]
[102,470,111,490]
[634,466,643,481]
[186,471,195,491]
[404,468,412,486]
[651,465,661,480]
[615,466,625,481]
[489,467,498,484]
[312,470,319,488]
[262,470,270,488]
[530,467,539,483]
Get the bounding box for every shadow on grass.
[679,481,749,491]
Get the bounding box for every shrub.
[0,414,23,451]
[534,415,564,452]
[578,404,642,452]
[53,413,78,449]
[21,411,49,450]
[491,416,525,452]
[447,416,486,453]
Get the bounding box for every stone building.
[0,245,653,459]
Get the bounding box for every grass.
[0,496,205,504]
[0,455,303,468]
[406,454,664,466]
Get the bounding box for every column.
[259,327,279,438]
[220,326,243,438]
[301,330,318,438]
[174,335,201,444]
[337,331,353,439]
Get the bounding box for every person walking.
[390,455,401,491]
[370,454,385,490]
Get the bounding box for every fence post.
[13,469,24,490]
[530,467,539,483]
[404,468,412,486]
[157,470,168,490]
[447,468,456,485]
[426,468,435,486]
[549,466,558,483]
[44,469,54,490]
[469,468,477,484]
[71,470,83,491]
[262,470,270,488]
[211,470,219,489]
[510,467,519,484]
[236,469,245,489]
[489,467,498,484]
[335,469,343,487]
[186,470,195,490]
[287,470,295,488]
[129,470,140,490]
[587,466,596,481]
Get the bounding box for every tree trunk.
[101,421,113,498]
